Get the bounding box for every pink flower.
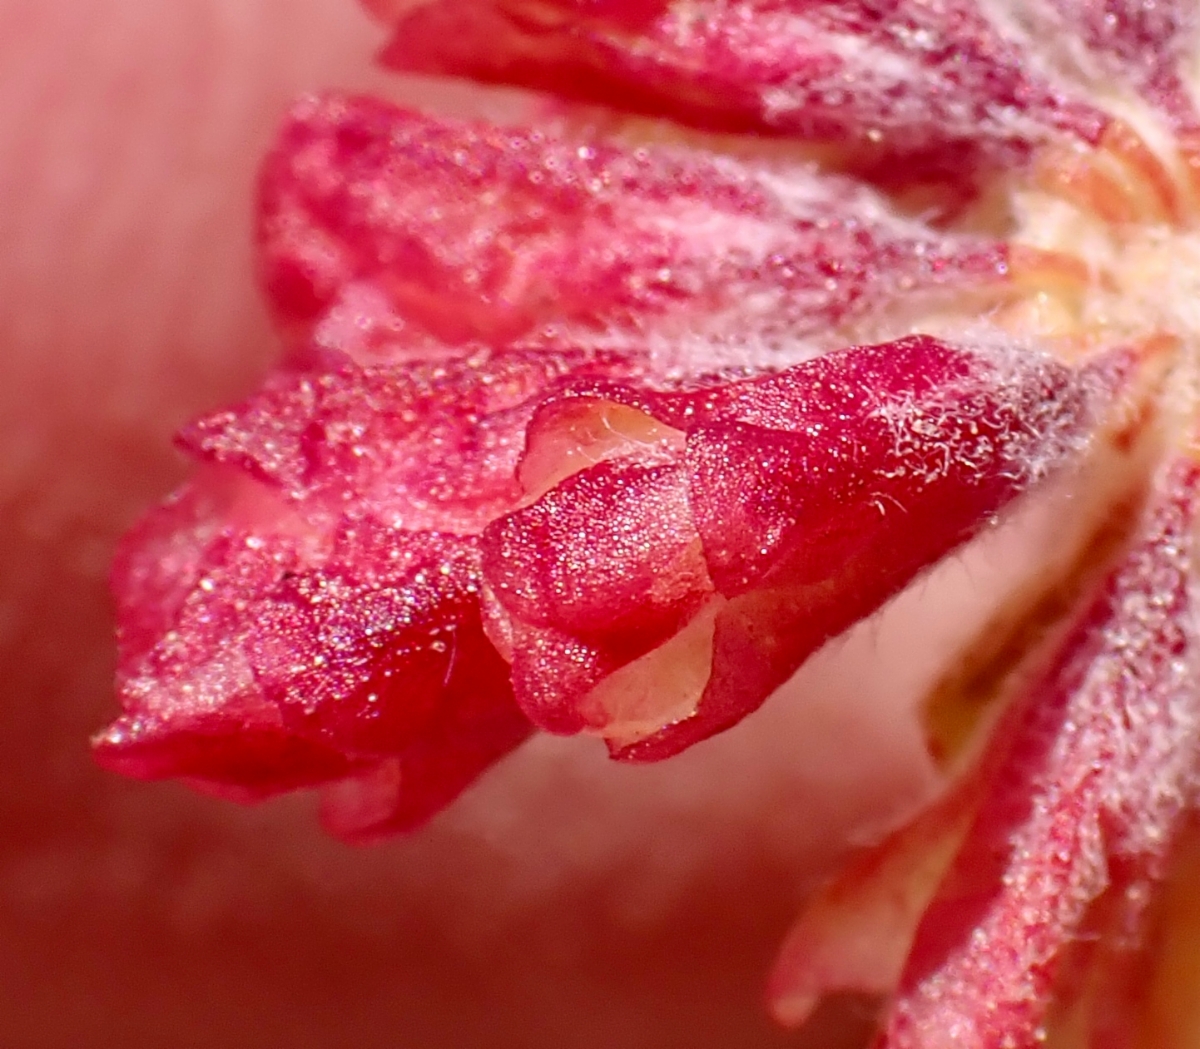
[95,1,1200,1041]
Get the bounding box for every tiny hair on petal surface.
[92,0,1200,1043]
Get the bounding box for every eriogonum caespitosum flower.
[95,1,1200,1042]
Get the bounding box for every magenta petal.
[319,608,532,841]
[483,457,707,639]
[95,468,532,812]
[93,711,365,803]
[484,335,1105,756]
[258,93,1010,357]
[878,458,1200,1047]
[374,0,1107,185]
[179,346,631,531]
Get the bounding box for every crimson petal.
[483,335,1110,759]
[258,93,1011,360]
[877,458,1200,1047]
[371,0,1109,188]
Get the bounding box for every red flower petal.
[370,0,1109,186]
[484,335,1112,757]
[257,94,1012,359]
[876,457,1200,1046]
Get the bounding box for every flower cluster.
[95,1,1200,1043]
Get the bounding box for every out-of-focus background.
[0,2,970,1045]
